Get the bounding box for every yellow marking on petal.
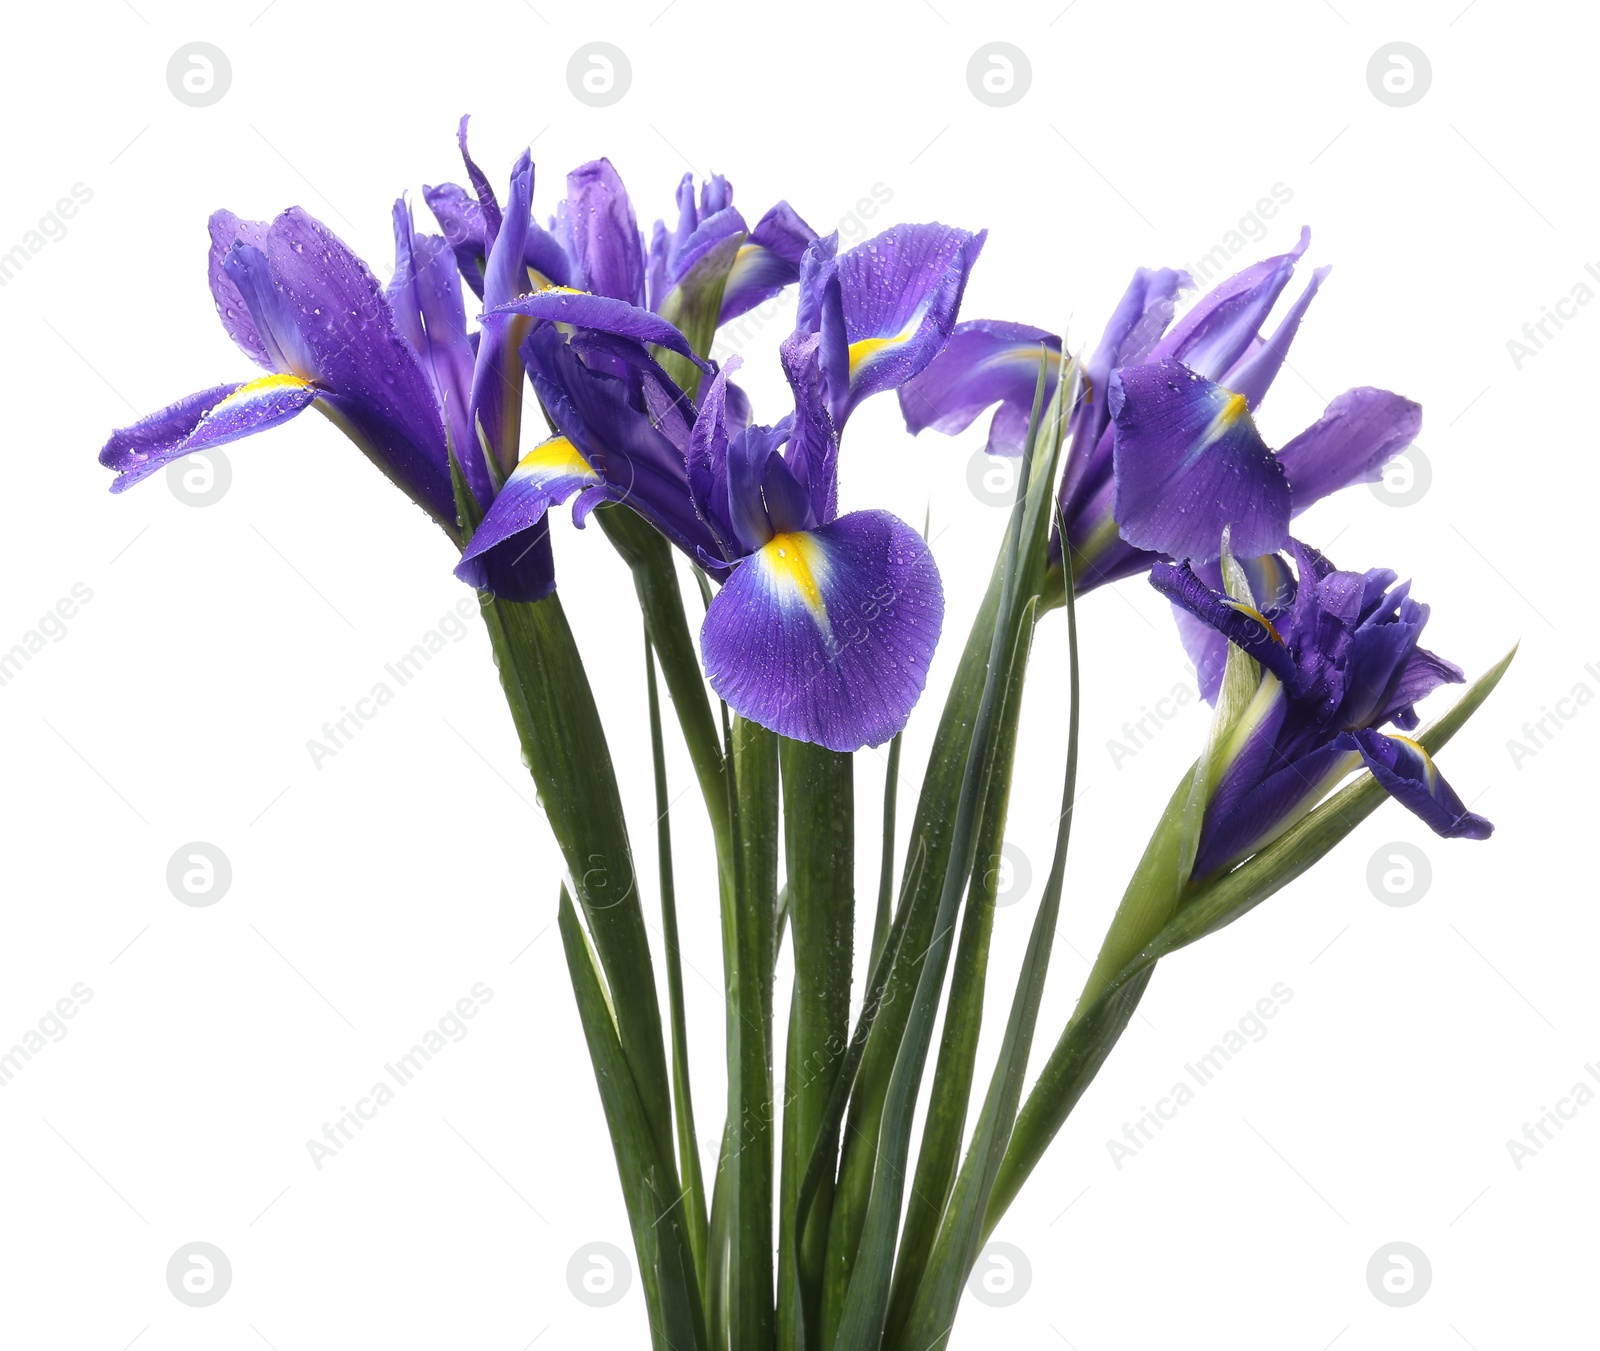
[1389,734,1439,786]
[1225,600,1284,644]
[762,531,832,632]
[847,303,933,379]
[216,373,315,408]
[515,435,600,484]
[1218,390,1249,424]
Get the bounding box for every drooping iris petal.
[1111,359,1291,564]
[1150,559,1301,692]
[819,223,987,426]
[100,375,319,491]
[1349,730,1493,839]
[1277,386,1423,512]
[207,211,274,369]
[454,434,604,597]
[896,320,1060,456]
[565,158,646,308]
[487,288,710,370]
[1151,227,1310,380]
[720,201,817,323]
[699,510,944,751]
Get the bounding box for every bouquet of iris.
[101,120,1509,1350]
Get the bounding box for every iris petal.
[101,375,318,491]
[1112,359,1291,564]
[700,510,943,751]
[1349,730,1493,839]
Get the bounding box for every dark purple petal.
[1277,387,1423,514]
[700,510,944,751]
[101,376,318,491]
[1349,730,1493,839]
[1150,559,1302,691]
[564,159,645,307]
[1111,359,1291,564]
[207,210,274,369]
[1193,738,1364,879]
[523,326,722,567]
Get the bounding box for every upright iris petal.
[563,158,646,308]
[811,222,987,427]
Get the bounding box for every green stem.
[984,645,1518,1238]
[777,740,855,1351]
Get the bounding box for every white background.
[2,1,1593,1346]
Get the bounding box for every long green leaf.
[451,452,677,1183]
[985,644,1518,1234]
[714,711,778,1351]
[646,629,709,1301]
[895,536,1083,1349]
[829,349,1067,1351]
[558,888,707,1351]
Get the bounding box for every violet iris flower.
[99,205,460,531]
[1151,540,1491,881]
[897,229,1422,599]
[460,221,986,750]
